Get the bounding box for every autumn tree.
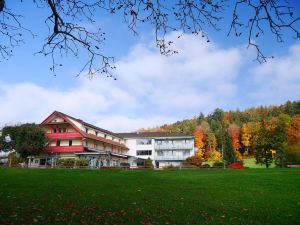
[287,115,300,144]
[1,1,299,77]
[228,123,241,150]
[194,125,206,158]
[241,123,251,156]
[205,132,217,160]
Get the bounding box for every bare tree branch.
[0,0,299,77]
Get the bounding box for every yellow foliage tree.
[241,123,251,154]
[208,150,222,161]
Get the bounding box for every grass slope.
[0,168,299,225]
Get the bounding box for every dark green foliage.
[255,122,273,168]
[223,132,236,164]
[212,161,225,167]
[1,125,19,150]
[1,124,47,159]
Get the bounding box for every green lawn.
[0,168,299,225]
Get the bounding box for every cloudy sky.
[0,1,299,132]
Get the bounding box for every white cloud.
[0,33,298,132]
[250,44,300,104]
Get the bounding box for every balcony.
[154,143,194,150]
[46,146,84,153]
[46,132,83,139]
[154,155,188,161]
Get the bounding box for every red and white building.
[30,111,128,167]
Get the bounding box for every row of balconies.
[154,143,194,150]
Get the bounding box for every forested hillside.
[140,101,300,166]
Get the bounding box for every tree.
[241,123,251,155]
[1,1,299,77]
[271,114,291,167]
[194,125,206,158]
[223,132,236,164]
[1,124,47,161]
[205,132,217,160]
[287,115,300,144]
[145,157,153,168]
[255,121,273,168]
[228,123,241,150]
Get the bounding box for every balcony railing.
[154,155,189,161]
[154,143,194,150]
[46,132,82,139]
[46,146,84,153]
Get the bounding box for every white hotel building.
[117,132,195,168]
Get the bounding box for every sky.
[0,1,300,132]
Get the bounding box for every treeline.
[141,100,300,167]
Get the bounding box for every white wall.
[125,138,155,161]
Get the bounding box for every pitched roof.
[41,111,128,149]
[116,132,194,139]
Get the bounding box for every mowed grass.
[0,168,299,225]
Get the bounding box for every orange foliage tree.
[228,124,241,150]
[287,115,300,144]
[194,125,206,158]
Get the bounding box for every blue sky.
[0,1,299,131]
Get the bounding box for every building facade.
[117,132,195,168]
[30,111,128,167]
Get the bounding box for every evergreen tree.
[223,132,236,164]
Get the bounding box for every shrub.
[183,156,202,167]
[229,163,245,169]
[201,163,211,168]
[212,161,225,168]
[163,165,176,170]
[120,162,130,168]
[145,157,154,169]
[8,153,24,166]
[76,159,89,167]
[57,158,76,167]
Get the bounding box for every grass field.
[0,168,299,225]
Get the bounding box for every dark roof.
[116,132,193,139]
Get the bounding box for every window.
[136,139,152,145]
[53,128,57,133]
[136,150,152,156]
[63,128,66,132]
[69,140,73,146]
[85,128,89,133]
[34,160,39,164]
[57,140,61,146]
[95,131,98,136]
[39,159,46,165]
[156,140,162,145]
